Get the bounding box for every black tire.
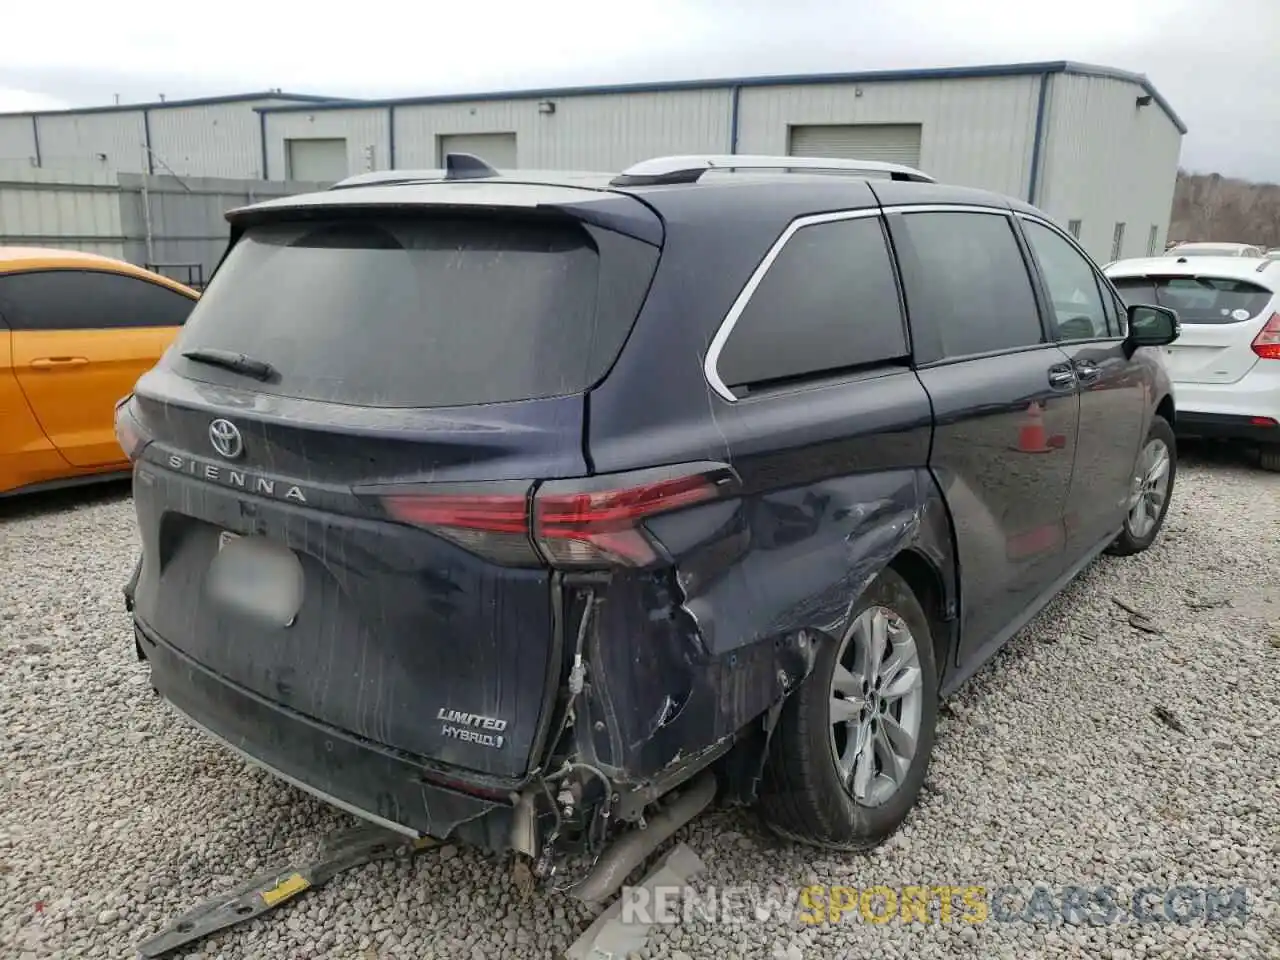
[756,568,938,851]
[1259,446,1280,473]
[1107,415,1177,557]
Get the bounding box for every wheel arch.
[887,547,954,690]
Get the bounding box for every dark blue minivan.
[118,153,1181,902]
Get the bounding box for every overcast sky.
[2,0,1277,182]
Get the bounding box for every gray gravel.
[2,454,1278,960]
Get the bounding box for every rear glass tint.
[1111,276,1273,325]
[168,215,654,408]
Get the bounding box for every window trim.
[0,266,197,331]
[1015,212,1127,343]
[703,207,900,403]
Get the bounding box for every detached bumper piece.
[137,621,517,849]
[1176,411,1279,444]
[136,823,436,958]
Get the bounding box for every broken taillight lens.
[1252,313,1280,360]
[113,396,147,461]
[375,464,737,569]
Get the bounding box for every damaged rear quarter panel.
[583,365,949,785]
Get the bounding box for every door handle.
[30,357,89,369]
[1073,361,1100,383]
[1047,365,1077,388]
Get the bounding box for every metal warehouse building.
[0,91,343,179]
[0,60,1185,264]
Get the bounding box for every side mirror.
[1126,304,1180,347]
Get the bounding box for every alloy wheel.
[1127,437,1171,540]
[828,606,924,808]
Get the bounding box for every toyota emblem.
[208,418,244,460]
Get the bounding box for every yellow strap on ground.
[260,873,311,907]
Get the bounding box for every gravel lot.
[1,451,1278,960]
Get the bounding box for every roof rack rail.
[328,153,500,190]
[609,154,936,187]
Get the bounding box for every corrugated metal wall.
[259,77,1039,191]
[0,116,38,166]
[264,108,392,180]
[0,166,127,259]
[1036,74,1183,263]
[2,73,1183,257]
[736,76,1041,197]
[0,170,326,277]
[391,88,732,170]
[147,101,282,179]
[33,111,150,175]
[0,98,311,181]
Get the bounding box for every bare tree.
[1170,169,1280,248]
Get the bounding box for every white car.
[1105,257,1280,471]
[1165,241,1266,258]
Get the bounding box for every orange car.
[0,248,198,496]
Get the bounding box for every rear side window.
[715,215,907,390]
[897,211,1043,357]
[1111,276,1273,325]
[0,269,195,330]
[169,215,657,408]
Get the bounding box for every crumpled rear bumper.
[135,617,518,851]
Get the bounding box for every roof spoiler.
[329,153,500,190]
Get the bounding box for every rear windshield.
[168,215,652,408]
[1111,276,1273,325]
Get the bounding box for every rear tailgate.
[1111,274,1274,384]
[127,197,662,783]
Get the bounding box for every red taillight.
[1250,416,1277,427]
[381,488,536,566]
[381,493,528,533]
[534,473,721,567]
[1253,313,1280,359]
[113,396,147,461]
[372,465,736,569]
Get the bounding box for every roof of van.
[225,171,1036,230]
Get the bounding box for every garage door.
[285,138,349,182]
[438,133,518,170]
[787,124,922,168]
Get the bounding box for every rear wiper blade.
[181,348,277,382]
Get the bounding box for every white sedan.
[1105,256,1280,471]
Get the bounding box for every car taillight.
[534,472,723,567]
[372,463,738,569]
[1252,313,1280,359]
[381,487,537,566]
[113,396,147,461]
